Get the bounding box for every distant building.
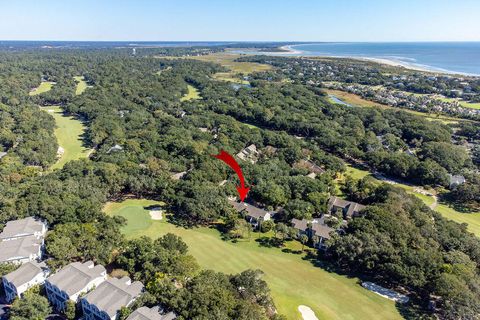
[1,261,50,303]
[127,306,177,320]
[236,144,259,164]
[327,196,366,219]
[0,217,47,264]
[229,199,273,229]
[448,174,466,189]
[45,261,107,312]
[81,276,144,320]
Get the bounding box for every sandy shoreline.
[259,45,475,76]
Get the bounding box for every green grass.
[40,106,92,170]
[459,101,480,110]
[435,204,480,236]
[29,81,55,96]
[105,199,402,320]
[180,85,201,102]
[74,76,89,95]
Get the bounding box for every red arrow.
[213,150,250,202]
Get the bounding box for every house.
[0,217,47,241]
[294,159,325,179]
[290,218,310,237]
[45,261,107,312]
[0,235,44,264]
[448,174,466,189]
[1,261,50,303]
[81,276,144,320]
[290,218,335,250]
[229,199,273,229]
[327,196,366,219]
[236,144,259,164]
[127,306,176,320]
[0,217,47,264]
[310,223,335,250]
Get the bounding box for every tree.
[274,223,288,241]
[64,300,76,320]
[9,292,51,320]
[261,220,274,233]
[300,234,309,251]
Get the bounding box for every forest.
[0,45,479,319]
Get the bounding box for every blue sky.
[0,0,479,41]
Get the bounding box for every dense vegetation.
[0,45,479,319]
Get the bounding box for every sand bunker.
[149,209,163,220]
[298,305,319,320]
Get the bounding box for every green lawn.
[105,199,402,320]
[74,76,89,95]
[435,204,480,236]
[180,85,201,102]
[40,106,92,170]
[459,101,480,110]
[29,81,55,96]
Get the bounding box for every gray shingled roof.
[291,218,309,232]
[47,261,106,297]
[311,223,335,239]
[229,200,271,220]
[127,307,176,320]
[294,159,325,174]
[0,217,45,240]
[3,261,49,287]
[84,277,144,318]
[0,235,43,263]
[328,196,366,218]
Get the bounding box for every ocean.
[284,42,480,76]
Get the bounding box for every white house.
[81,276,144,320]
[0,235,44,264]
[45,261,107,312]
[1,261,50,303]
[127,306,177,320]
[0,217,47,264]
[0,217,47,241]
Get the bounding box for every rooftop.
[311,223,335,239]
[47,261,106,297]
[291,218,309,232]
[3,261,49,287]
[229,199,272,220]
[0,235,43,263]
[127,306,176,320]
[84,277,144,318]
[328,196,366,218]
[0,217,45,240]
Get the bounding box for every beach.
[243,42,480,76]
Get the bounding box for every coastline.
[258,44,479,77]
